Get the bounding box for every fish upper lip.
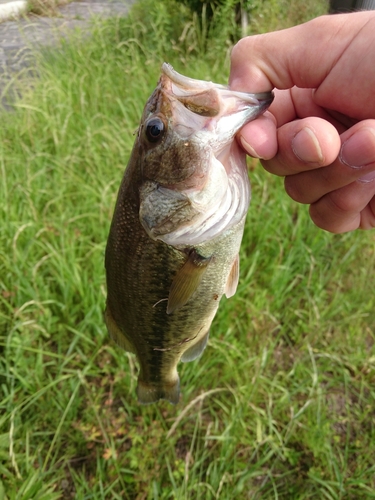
[157,63,274,131]
[161,62,274,106]
[162,62,225,91]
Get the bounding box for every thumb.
[229,12,374,93]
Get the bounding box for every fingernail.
[340,128,375,168]
[358,171,375,183]
[240,136,262,159]
[292,127,323,164]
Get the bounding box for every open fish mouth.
[153,63,274,142]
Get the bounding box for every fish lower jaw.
[136,378,180,405]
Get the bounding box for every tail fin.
[137,378,180,405]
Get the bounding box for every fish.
[105,63,273,404]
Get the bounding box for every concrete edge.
[0,1,28,22]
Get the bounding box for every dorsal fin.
[167,249,212,314]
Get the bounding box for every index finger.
[229,12,374,94]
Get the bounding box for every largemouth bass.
[105,63,273,404]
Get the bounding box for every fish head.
[137,63,274,246]
[137,63,273,187]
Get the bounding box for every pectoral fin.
[167,249,212,314]
[224,254,239,298]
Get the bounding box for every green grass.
[27,0,72,17]
[2,0,375,498]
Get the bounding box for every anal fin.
[167,249,212,314]
[224,254,239,298]
[180,330,210,363]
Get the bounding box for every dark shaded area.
[329,0,375,12]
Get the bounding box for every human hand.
[230,11,375,233]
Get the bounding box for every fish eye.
[145,117,165,143]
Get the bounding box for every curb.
[0,1,28,22]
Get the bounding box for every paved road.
[0,0,135,108]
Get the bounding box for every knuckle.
[284,176,308,203]
[329,190,360,214]
[308,205,341,233]
[309,196,360,233]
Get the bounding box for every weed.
[28,0,71,17]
